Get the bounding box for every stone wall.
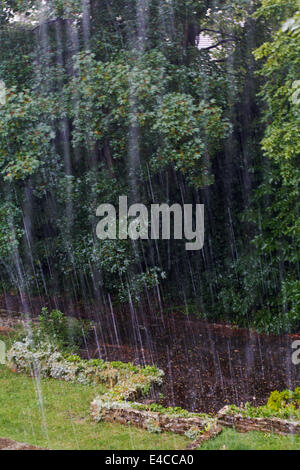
[90,400,216,436]
[217,406,300,436]
[186,425,223,450]
[91,400,300,441]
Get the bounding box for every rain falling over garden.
[0,0,299,452]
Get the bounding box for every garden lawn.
[0,364,190,450]
[198,427,300,450]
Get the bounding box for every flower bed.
[217,406,300,436]
[90,398,220,439]
[217,388,300,435]
[7,339,164,400]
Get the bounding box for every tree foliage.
[0,0,298,332]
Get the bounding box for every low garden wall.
[90,399,300,441]
[91,398,220,441]
[217,406,300,436]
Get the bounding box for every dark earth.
[85,308,300,414]
[0,437,43,450]
[1,293,299,414]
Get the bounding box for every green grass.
[199,428,300,450]
[0,364,189,450]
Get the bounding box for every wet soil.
[0,438,44,450]
[1,293,299,414]
[86,310,300,414]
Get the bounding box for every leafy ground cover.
[226,388,300,421]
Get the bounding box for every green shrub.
[267,388,300,412]
[227,388,300,420]
[37,307,92,351]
